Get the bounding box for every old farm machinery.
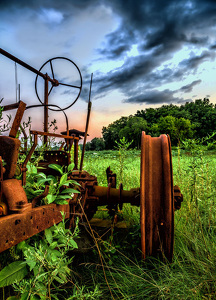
[0,48,183,261]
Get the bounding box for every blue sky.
[1,0,216,138]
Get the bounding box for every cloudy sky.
[1,0,216,139]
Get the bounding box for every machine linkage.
[0,49,183,261]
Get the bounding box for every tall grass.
[79,147,216,299]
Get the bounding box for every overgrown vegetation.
[79,144,216,299]
[0,99,216,298]
[99,98,216,149]
[1,143,216,299]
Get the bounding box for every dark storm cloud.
[2,0,216,106]
[123,89,184,105]
[93,0,216,104]
[92,50,208,97]
[179,80,202,93]
[179,51,214,70]
[97,25,136,59]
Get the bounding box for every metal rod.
[2,102,19,111]
[30,130,79,140]
[0,48,57,85]
[18,84,21,101]
[15,62,17,102]
[9,101,26,138]
[0,48,46,80]
[80,73,93,171]
[44,76,49,145]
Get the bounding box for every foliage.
[85,137,105,151]
[0,98,11,135]
[115,137,133,182]
[0,214,79,299]
[156,115,193,144]
[80,147,216,299]
[0,261,28,288]
[119,116,148,148]
[102,116,129,149]
[24,162,80,205]
[102,98,216,148]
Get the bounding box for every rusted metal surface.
[0,49,183,262]
[36,151,70,176]
[74,139,79,170]
[9,101,26,138]
[174,185,183,210]
[140,132,174,261]
[2,179,31,213]
[32,185,49,208]
[0,202,70,253]
[30,130,79,141]
[106,166,116,188]
[0,136,21,179]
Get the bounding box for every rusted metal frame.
[32,185,49,208]
[30,130,79,141]
[140,133,174,261]
[140,132,146,259]
[9,101,26,138]
[80,73,93,171]
[0,202,70,253]
[58,142,65,151]
[26,104,69,136]
[161,134,174,261]
[22,133,38,185]
[2,102,19,111]
[74,139,79,170]
[91,185,140,206]
[0,157,3,201]
[2,178,31,213]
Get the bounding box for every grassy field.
[1,146,216,299]
[77,147,216,299]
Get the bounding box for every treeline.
[86,98,216,150]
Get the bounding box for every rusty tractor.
[0,48,183,261]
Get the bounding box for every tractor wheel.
[140,132,174,261]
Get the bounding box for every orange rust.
[140,132,174,261]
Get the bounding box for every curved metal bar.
[26,104,69,133]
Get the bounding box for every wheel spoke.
[48,85,54,95]
[50,60,55,79]
[59,82,81,89]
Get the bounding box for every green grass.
[1,147,216,299]
[76,148,216,299]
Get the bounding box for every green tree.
[86,137,105,151]
[119,116,148,148]
[157,116,193,145]
[102,116,129,149]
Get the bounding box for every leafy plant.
[115,137,133,183]
[0,214,79,299]
[24,162,80,205]
[0,98,11,135]
[45,163,80,205]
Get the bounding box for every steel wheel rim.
[140,132,174,261]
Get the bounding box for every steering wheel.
[35,57,82,111]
